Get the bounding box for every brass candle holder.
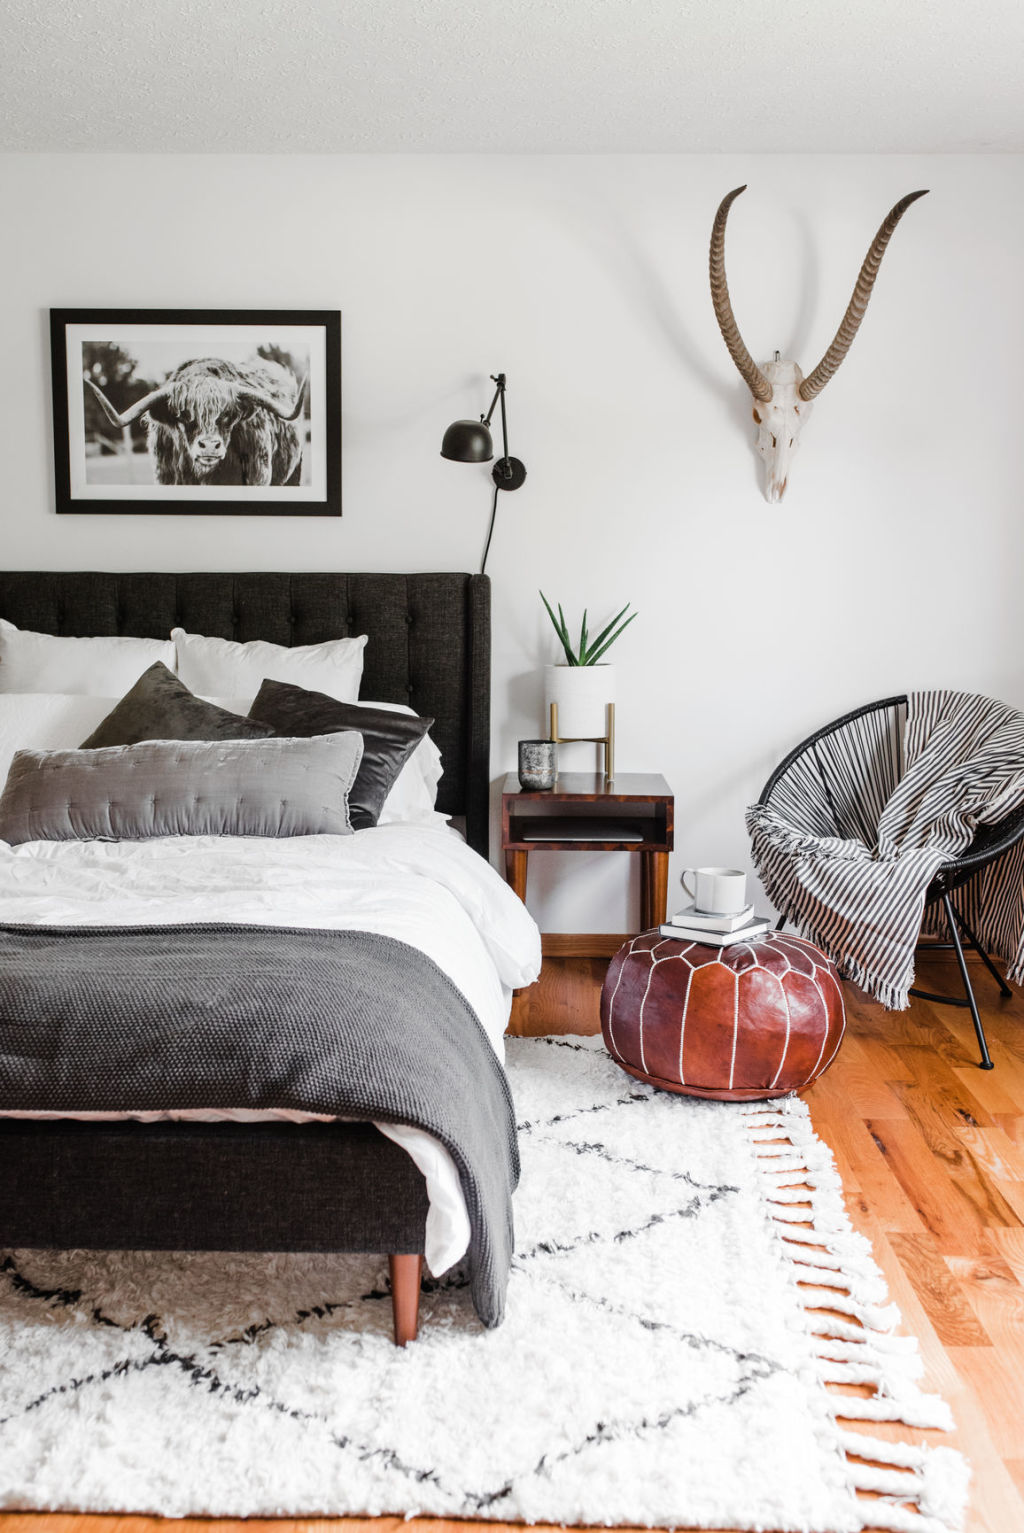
[548,701,615,785]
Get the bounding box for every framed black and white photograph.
[50,309,341,516]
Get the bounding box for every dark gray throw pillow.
[0,733,364,846]
[248,678,434,830]
[80,662,274,749]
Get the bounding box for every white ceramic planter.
[544,663,616,739]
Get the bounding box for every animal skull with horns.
[709,186,928,502]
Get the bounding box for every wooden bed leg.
[389,1253,423,1346]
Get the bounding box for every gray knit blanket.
[0,923,518,1327]
[747,691,1024,1008]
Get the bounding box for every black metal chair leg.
[943,893,995,1069]
[949,905,1013,997]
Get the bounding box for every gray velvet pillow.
[80,662,273,749]
[0,733,364,846]
[249,678,434,830]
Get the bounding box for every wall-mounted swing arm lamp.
[441,372,526,574]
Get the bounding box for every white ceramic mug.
[681,866,747,915]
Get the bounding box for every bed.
[0,570,536,1344]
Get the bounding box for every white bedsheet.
[0,824,542,1275]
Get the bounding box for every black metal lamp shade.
[441,419,494,463]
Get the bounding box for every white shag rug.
[0,1036,968,1532]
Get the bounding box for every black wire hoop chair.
[758,695,1024,1070]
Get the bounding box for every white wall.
[1,153,1022,930]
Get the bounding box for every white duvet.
[0,825,542,1275]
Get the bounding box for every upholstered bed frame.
[0,570,491,1344]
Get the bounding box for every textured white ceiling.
[2,0,1021,154]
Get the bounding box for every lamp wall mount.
[492,454,527,492]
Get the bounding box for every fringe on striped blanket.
[747,691,1024,1010]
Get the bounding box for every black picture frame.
[51,309,341,517]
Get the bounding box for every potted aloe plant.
[540,593,637,739]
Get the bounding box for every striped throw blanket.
[747,691,1024,1009]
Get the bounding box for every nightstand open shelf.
[500,772,674,954]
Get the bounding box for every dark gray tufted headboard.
[0,571,491,857]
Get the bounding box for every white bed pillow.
[172,628,367,703]
[0,620,176,696]
[0,694,122,786]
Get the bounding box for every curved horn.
[84,377,171,428]
[709,186,772,405]
[798,190,929,402]
[237,373,309,422]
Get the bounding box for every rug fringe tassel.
[814,1337,920,1368]
[788,1246,846,1269]
[794,1287,901,1330]
[831,1393,955,1429]
[819,1357,925,1388]
[840,1429,957,1471]
[856,1510,964,1533]
[792,1260,889,1301]
[745,1104,969,1532]
[780,1226,869,1254]
[808,1313,916,1350]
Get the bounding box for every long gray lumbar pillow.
[0,732,364,845]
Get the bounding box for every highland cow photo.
[51,310,341,515]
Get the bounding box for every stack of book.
[659,902,771,947]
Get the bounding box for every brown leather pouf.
[601,930,846,1100]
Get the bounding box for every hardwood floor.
[4,948,1024,1533]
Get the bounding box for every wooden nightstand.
[500,772,674,952]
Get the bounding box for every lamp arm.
[497,379,510,467]
[481,375,508,450]
[488,371,525,494]
[481,373,513,477]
